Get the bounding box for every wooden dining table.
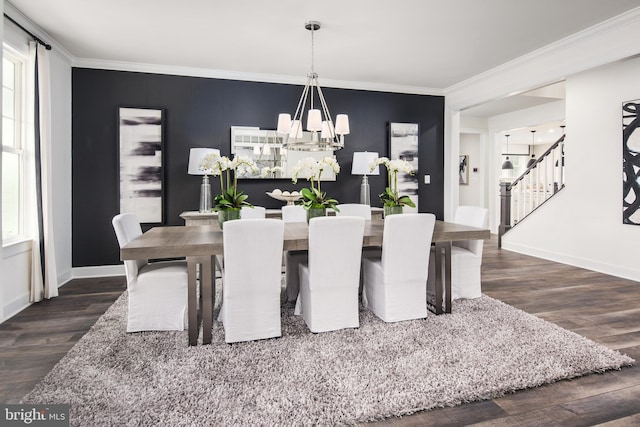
[120,219,490,345]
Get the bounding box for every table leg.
[442,241,452,314]
[187,258,200,346]
[433,243,444,315]
[200,255,214,345]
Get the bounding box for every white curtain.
[28,41,58,302]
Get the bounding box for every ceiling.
[6,0,640,95]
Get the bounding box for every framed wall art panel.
[389,122,419,211]
[623,99,640,225]
[459,155,469,185]
[118,107,165,224]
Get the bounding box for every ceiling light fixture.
[501,134,514,170]
[527,130,537,168]
[276,21,349,151]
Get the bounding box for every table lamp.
[188,148,220,212]
[351,151,380,205]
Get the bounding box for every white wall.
[49,48,73,285]
[459,133,483,206]
[0,0,4,321]
[503,57,640,281]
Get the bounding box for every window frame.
[2,45,28,244]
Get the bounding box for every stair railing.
[498,134,565,248]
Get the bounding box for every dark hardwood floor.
[1,238,639,425]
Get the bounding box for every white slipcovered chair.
[295,216,365,333]
[241,205,266,219]
[219,219,284,343]
[283,204,309,302]
[428,205,489,300]
[335,203,372,220]
[281,205,306,222]
[112,213,188,332]
[362,213,436,322]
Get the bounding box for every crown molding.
[4,2,75,63]
[445,6,640,110]
[72,57,444,96]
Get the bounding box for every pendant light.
[527,130,537,168]
[501,134,514,170]
[276,21,349,151]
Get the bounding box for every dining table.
[120,219,491,346]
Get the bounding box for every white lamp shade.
[335,114,350,135]
[321,121,334,139]
[352,151,380,175]
[263,144,271,155]
[188,148,220,175]
[277,113,292,134]
[253,145,261,155]
[307,109,322,131]
[289,120,303,139]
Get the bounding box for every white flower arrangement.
[370,157,416,208]
[292,157,340,184]
[199,153,259,211]
[291,157,340,211]
[260,166,284,178]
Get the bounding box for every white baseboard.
[72,265,125,279]
[1,266,125,324]
[502,241,640,283]
[2,294,31,324]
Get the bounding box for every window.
[2,49,25,242]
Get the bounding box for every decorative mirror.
[230,126,336,180]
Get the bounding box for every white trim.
[2,294,30,323]
[57,268,73,287]
[446,6,640,110]
[3,3,75,64]
[72,265,125,279]
[73,57,444,96]
[2,238,31,257]
[502,241,640,283]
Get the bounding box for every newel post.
[498,181,512,249]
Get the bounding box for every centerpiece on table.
[370,157,416,216]
[292,157,340,222]
[199,152,259,227]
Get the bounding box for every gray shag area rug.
[22,288,634,426]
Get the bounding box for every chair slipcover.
[240,206,266,219]
[295,216,365,333]
[362,213,435,322]
[337,203,379,281]
[335,203,372,220]
[428,205,489,300]
[283,204,308,302]
[112,213,188,332]
[220,219,284,343]
[281,205,307,222]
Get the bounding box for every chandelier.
[276,21,349,151]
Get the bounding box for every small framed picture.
[459,155,469,185]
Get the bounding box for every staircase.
[498,134,565,247]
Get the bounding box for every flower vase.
[384,205,403,217]
[218,208,241,228]
[306,207,326,223]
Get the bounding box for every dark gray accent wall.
[72,68,444,267]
